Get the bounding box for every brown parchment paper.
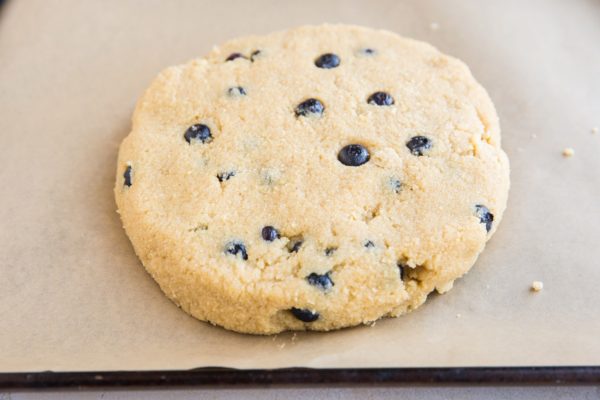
[1,0,599,372]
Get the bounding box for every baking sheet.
[1,0,599,373]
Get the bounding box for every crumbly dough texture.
[115,25,510,334]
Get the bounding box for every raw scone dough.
[115,24,510,334]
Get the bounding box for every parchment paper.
[1,0,599,372]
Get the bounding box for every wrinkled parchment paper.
[1,0,599,372]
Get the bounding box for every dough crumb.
[531,281,544,292]
[562,147,575,157]
[531,133,537,139]
[592,127,598,134]
[456,313,462,318]
[430,22,440,31]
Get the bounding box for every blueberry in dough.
[315,53,340,69]
[123,165,132,187]
[287,237,303,253]
[295,98,324,117]
[227,86,247,97]
[225,241,248,260]
[261,226,280,241]
[225,52,246,62]
[306,272,334,291]
[290,307,319,322]
[406,136,432,156]
[368,91,394,106]
[475,205,494,232]
[184,124,212,144]
[217,171,236,182]
[338,144,370,166]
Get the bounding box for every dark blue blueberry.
[360,48,376,56]
[290,307,319,322]
[123,165,132,187]
[363,240,375,249]
[225,52,246,62]
[324,247,337,256]
[315,53,340,69]
[389,177,402,193]
[217,171,235,182]
[225,241,248,260]
[338,144,370,166]
[295,98,325,117]
[250,50,261,62]
[368,91,394,106]
[406,136,432,156]
[261,226,280,242]
[287,238,303,253]
[306,272,334,291]
[475,205,494,232]
[184,124,212,144]
[227,86,247,97]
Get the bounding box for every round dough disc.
[115,25,509,334]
